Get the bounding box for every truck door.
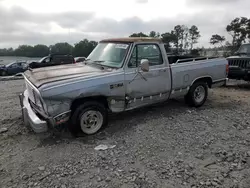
[124,43,172,109]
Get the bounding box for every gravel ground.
[1,80,250,188]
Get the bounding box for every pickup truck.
[227,43,250,81]
[19,37,228,135]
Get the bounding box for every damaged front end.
[19,77,71,133]
[19,90,49,133]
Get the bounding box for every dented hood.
[24,63,113,88]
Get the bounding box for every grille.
[228,58,250,68]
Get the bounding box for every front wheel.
[185,82,208,107]
[70,101,108,135]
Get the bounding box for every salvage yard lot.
[1,80,250,188]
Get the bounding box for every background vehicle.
[19,37,228,135]
[227,43,250,81]
[74,57,86,63]
[0,61,28,76]
[29,54,75,69]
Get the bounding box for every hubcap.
[194,86,205,103]
[80,110,103,134]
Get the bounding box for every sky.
[0,0,249,48]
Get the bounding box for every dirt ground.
[1,80,250,188]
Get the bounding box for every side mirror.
[140,59,149,72]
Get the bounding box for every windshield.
[6,62,15,67]
[38,56,48,63]
[238,44,250,54]
[86,42,130,68]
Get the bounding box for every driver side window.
[128,44,163,68]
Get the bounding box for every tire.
[184,82,208,107]
[69,101,108,135]
[1,71,7,76]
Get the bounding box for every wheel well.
[70,96,109,112]
[193,77,212,88]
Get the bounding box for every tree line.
[130,25,200,54]
[0,39,98,58]
[0,17,250,58]
[210,17,250,54]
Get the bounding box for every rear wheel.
[185,82,208,107]
[69,101,108,135]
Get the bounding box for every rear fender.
[191,76,212,88]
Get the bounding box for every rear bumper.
[19,90,48,133]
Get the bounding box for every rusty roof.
[100,37,162,43]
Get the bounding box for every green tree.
[190,48,201,56]
[172,25,187,52]
[15,45,34,57]
[226,17,249,50]
[189,25,201,50]
[161,32,176,51]
[247,18,250,41]
[0,48,14,56]
[149,31,160,37]
[50,42,73,54]
[73,39,97,57]
[210,34,225,46]
[179,25,189,52]
[32,44,50,57]
[129,32,148,37]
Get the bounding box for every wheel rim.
[194,85,205,103]
[80,110,103,134]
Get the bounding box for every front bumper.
[228,67,250,80]
[19,90,48,133]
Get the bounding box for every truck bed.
[170,57,227,96]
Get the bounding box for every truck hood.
[24,63,116,88]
